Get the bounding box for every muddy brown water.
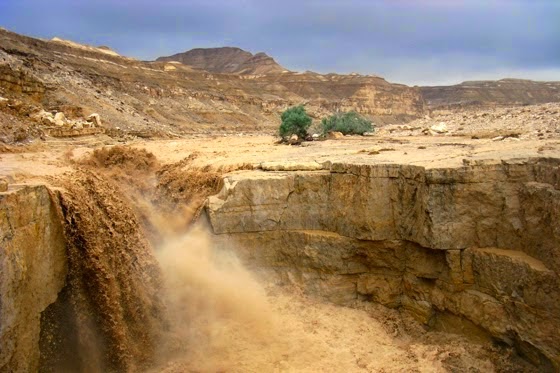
[30,145,538,372]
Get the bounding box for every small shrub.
[279,105,312,138]
[321,111,373,135]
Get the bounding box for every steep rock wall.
[207,159,560,369]
[0,185,67,372]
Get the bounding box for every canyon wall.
[422,79,560,110]
[1,161,559,370]
[0,64,45,99]
[0,173,166,372]
[207,159,560,369]
[0,186,67,372]
[0,28,423,138]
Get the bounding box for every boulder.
[429,122,448,134]
[0,178,8,192]
[287,134,300,145]
[53,112,66,127]
[327,131,344,139]
[41,114,55,126]
[31,110,54,125]
[87,113,102,127]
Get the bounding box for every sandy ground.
[136,135,560,169]
[2,134,559,184]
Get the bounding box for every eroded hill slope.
[0,28,423,142]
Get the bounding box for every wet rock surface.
[207,159,560,369]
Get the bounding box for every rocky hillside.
[422,79,560,110]
[0,28,423,144]
[2,27,560,145]
[156,47,287,75]
[376,102,560,142]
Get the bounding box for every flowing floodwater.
[40,170,165,372]
[151,226,527,373]
[38,148,532,372]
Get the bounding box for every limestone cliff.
[0,28,423,139]
[2,28,560,140]
[0,186,67,372]
[0,64,45,100]
[422,79,560,110]
[207,158,560,369]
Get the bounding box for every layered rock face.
[0,64,45,99]
[2,28,560,140]
[0,28,423,138]
[422,79,560,110]
[157,47,286,75]
[0,186,67,372]
[207,159,560,369]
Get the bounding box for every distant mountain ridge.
[422,78,560,109]
[156,47,287,75]
[2,26,560,142]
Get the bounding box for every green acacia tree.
[321,111,373,135]
[279,105,312,138]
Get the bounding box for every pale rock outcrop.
[53,112,66,127]
[429,122,448,134]
[207,158,560,369]
[42,116,55,125]
[87,113,102,127]
[30,110,55,126]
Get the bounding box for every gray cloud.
[1,0,559,85]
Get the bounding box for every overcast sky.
[1,0,559,85]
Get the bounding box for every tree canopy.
[321,111,373,135]
[279,105,312,138]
